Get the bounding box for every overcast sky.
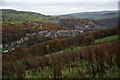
[0,0,119,15]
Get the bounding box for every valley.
[1,9,119,79]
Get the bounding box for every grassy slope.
[25,35,119,78]
[95,35,118,43]
[47,35,119,78]
[3,12,43,20]
[2,10,58,24]
[2,35,118,78]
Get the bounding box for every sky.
[0,0,119,15]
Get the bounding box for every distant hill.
[58,11,118,20]
[1,9,118,28]
[98,17,118,27]
[1,9,59,24]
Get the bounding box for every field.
[2,12,58,24]
[95,35,118,43]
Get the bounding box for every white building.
[21,38,24,42]
[23,37,29,41]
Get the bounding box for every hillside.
[2,9,117,28]
[98,17,118,27]
[3,35,119,78]
[1,9,59,24]
[58,10,118,20]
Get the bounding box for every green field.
[2,12,59,24]
[3,21,23,24]
[95,35,118,43]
